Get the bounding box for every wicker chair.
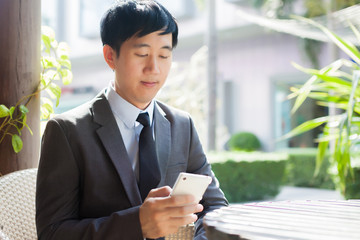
[165,224,194,240]
[0,168,37,240]
[0,168,194,240]
[0,229,10,240]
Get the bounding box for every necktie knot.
[137,112,150,127]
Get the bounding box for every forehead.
[128,31,173,49]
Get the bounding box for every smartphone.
[171,172,212,202]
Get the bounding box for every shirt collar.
[106,81,155,128]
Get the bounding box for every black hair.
[100,0,178,55]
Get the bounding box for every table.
[203,200,360,240]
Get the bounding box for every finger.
[169,213,198,226]
[147,186,172,198]
[144,193,198,211]
[179,203,203,215]
[168,203,203,218]
[194,203,204,213]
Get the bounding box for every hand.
[139,186,204,239]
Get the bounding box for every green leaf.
[280,116,329,140]
[57,42,70,59]
[41,26,56,54]
[51,39,59,50]
[42,56,61,70]
[293,63,352,87]
[60,55,69,60]
[58,59,71,70]
[40,71,52,87]
[0,104,10,118]
[312,73,351,87]
[19,113,27,131]
[40,74,47,88]
[41,26,55,42]
[289,64,317,114]
[308,92,341,102]
[315,138,329,177]
[40,101,54,120]
[24,122,33,135]
[293,16,360,66]
[41,96,54,106]
[329,71,353,82]
[60,69,73,85]
[316,101,349,112]
[290,62,335,114]
[347,71,360,126]
[19,105,29,114]
[45,83,62,107]
[349,21,360,45]
[9,107,15,119]
[315,133,338,143]
[44,69,60,81]
[12,134,23,153]
[41,34,51,54]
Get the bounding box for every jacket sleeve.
[36,119,144,240]
[185,117,229,240]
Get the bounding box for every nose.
[144,56,160,74]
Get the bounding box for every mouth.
[140,81,158,88]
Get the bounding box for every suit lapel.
[154,102,171,183]
[91,93,142,206]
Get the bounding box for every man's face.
[112,31,173,110]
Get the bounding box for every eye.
[159,55,169,59]
[135,53,148,57]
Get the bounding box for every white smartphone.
[171,172,212,202]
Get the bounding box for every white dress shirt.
[105,82,155,182]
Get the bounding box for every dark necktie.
[137,112,161,202]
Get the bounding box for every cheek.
[118,52,142,72]
[120,61,142,78]
[161,61,172,76]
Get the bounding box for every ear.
[103,45,116,70]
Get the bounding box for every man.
[36,1,228,239]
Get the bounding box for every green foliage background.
[228,132,261,152]
[209,152,287,203]
[281,148,334,189]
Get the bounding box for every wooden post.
[0,0,41,175]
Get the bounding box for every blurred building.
[41,0,335,151]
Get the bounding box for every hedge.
[279,148,335,189]
[344,167,360,199]
[208,152,287,203]
[208,149,359,202]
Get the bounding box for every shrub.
[208,152,287,203]
[344,167,360,199]
[228,132,261,152]
[280,148,335,189]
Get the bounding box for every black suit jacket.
[36,91,228,240]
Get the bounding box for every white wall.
[218,32,308,151]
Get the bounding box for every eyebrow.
[133,43,173,51]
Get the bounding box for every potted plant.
[282,16,360,198]
[0,26,72,153]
